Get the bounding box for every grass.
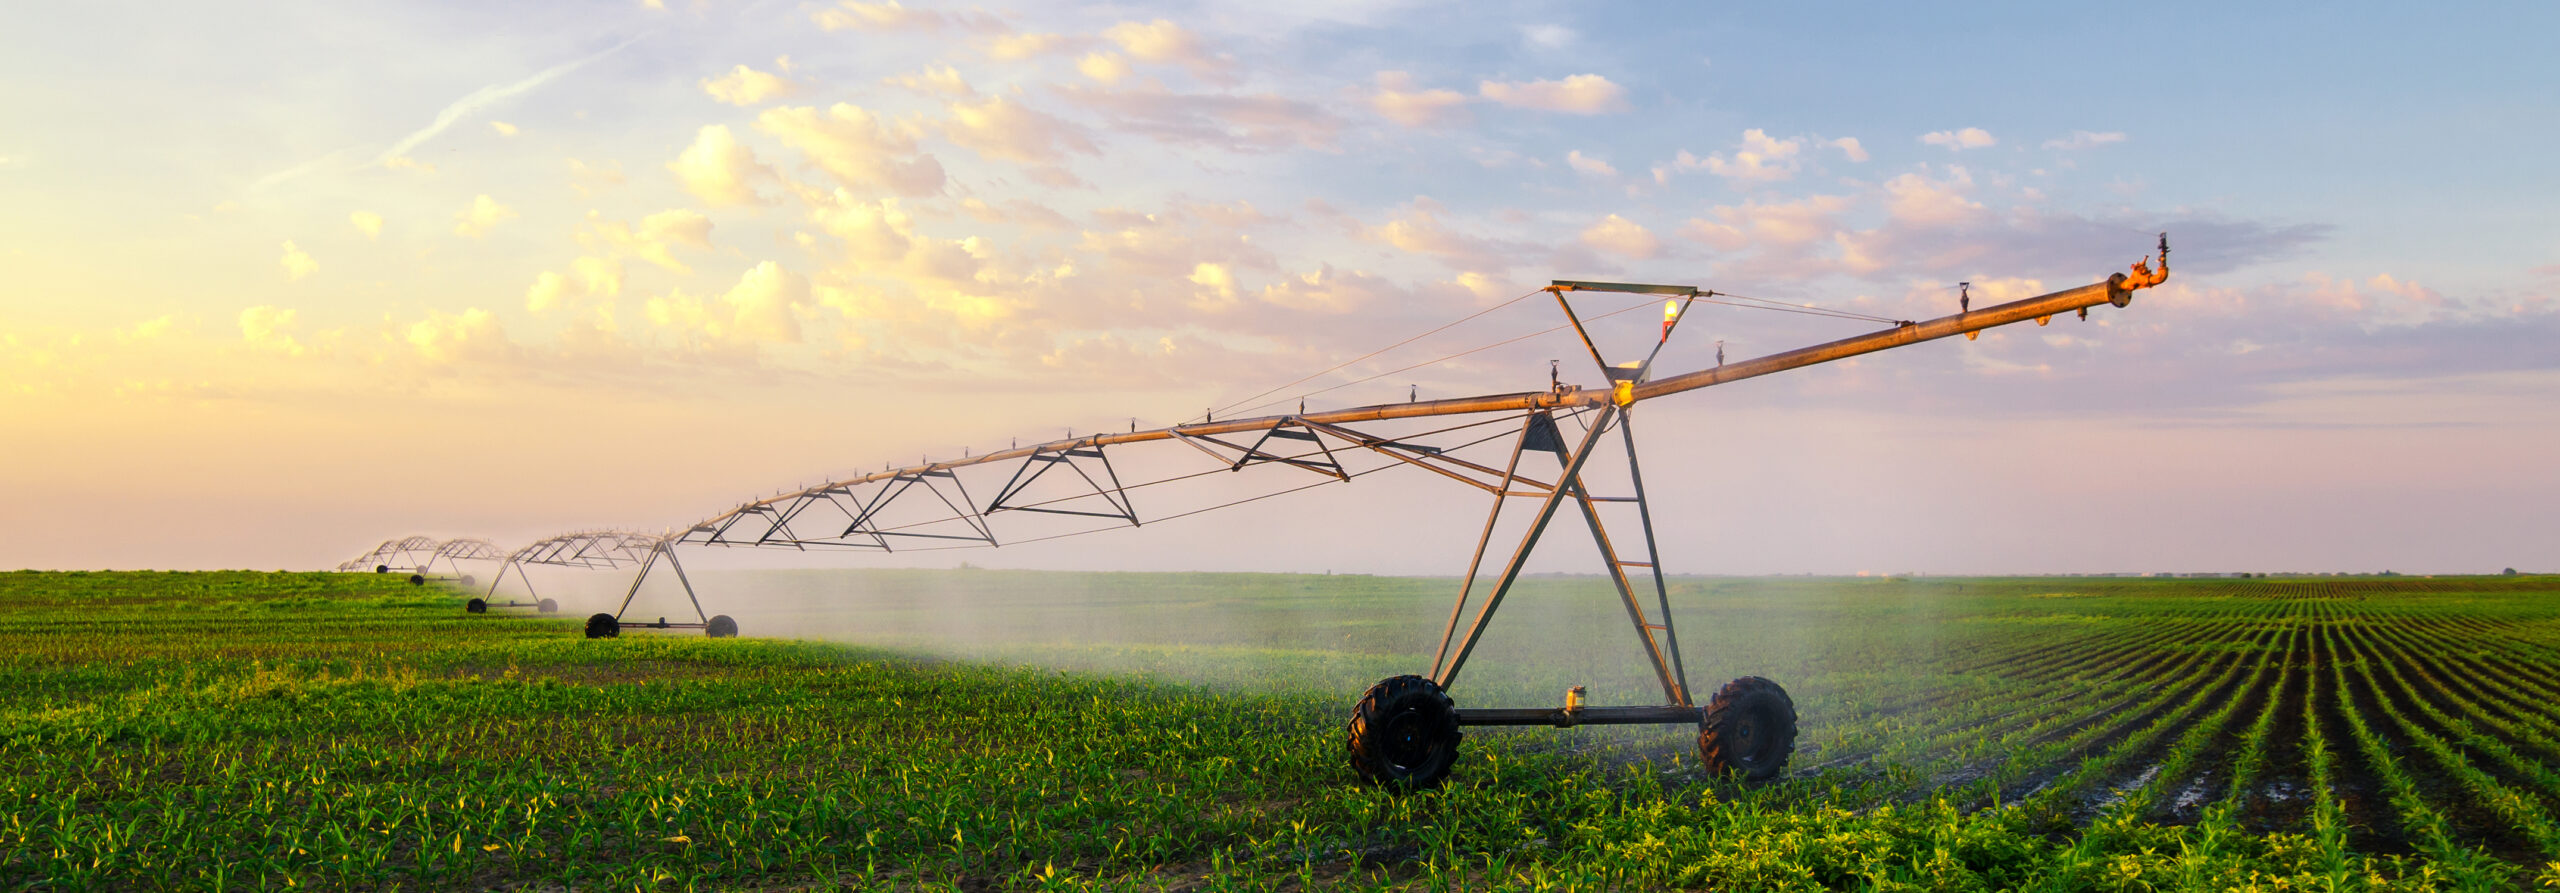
[7,569,2560,890]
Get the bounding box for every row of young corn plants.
[1817,607,2255,782]
[2108,602,2305,824]
[2312,600,2517,889]
[2296,606,2363,881]
[2335,616,2556,847]
[2350,610,2560,856]
[1978,613,2275,777]
[1795,605,2225,782]
[2000,618,2286,819]
[1890,613,2271,811]
[2029,602,2302,888]
[15,571,2560,890]
[2381,614,2560,797]
[2206,599,2309,816]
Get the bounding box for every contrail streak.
[372,32,648,166]
[251,32,649,191]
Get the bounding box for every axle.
[1455,705,1703,728]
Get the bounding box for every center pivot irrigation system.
[335,536,442,577]
[521,236,2173,787]
[465,531,665,618]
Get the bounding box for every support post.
[613,543,710,626]
[661,544,708,624]
[612,547,658,618]
[1431,404,1619,689]
[1429,412,1545,679]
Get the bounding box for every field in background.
[8,570,2560,890]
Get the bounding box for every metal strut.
[482,559,533,600]
[613,542,711,627]
[1425,405,1691,706]
[985,442,1141,526]
[1430,282,1704,717]
[840,470,1000,548]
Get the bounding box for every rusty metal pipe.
[1632,275,2137,403]
[684,269,2152,534]
[1455,705,1704,727]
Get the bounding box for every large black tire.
[374,564,388,574]
[1698,676,1797,781]
[1346,675,1462,789]
[585,613,620,639]
[465,598,487,614]
[408,574,426,586]
[705,615,738,638]
[536,598,558,614]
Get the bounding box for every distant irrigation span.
[341,236,2172,787]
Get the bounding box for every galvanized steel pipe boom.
[592,236,2171,787]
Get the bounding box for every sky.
[2,1,2555,576]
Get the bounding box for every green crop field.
[9,570,2560,891]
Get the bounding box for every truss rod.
[681,271,2155,539]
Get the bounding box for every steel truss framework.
[427,538,505,577]
[596,237,2173,723]
[352,238,2171,782]
[335,536,443,574]
[480,531,662,610]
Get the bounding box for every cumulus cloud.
[1053,83,1340,153]
[1566,150,1617,178]
[1078,52,1132,84]
[702,63,800,106]
[2296,271,2448,323]
[578,209,715,274]
[670,125,778,206]
[489,121,519,137]
[1103,19,1231,82]
[572,256,622,297]
[239,306,303,354]
[812,1,1003,33]
[1881,169,1983,226]
[521,250,633,315]
[806,192,995,293]
[883,64,971,96]
[1653,129,1802,184]
[645,261,812,348]
[452,195,517,238]
[756,103,946,196]
[2043,130,2127,150]
[1712,130,1802,182]
[1036,333,1185,378]
[526,271,573,313]
[116,315,176,344]
[1679,195,1852,254]
[405,307,508,364]
[1829,137,1869,162]
[1189,262,1238,307]
[1370,71,1469,127]
[985,32,1078,60]
[569,158,626,197]
[278,241,317,280]
[349,211,383,240]
[1362,197,1535,272]
[1580,215,1660,260]
[1921,127,1997,151]
[1257,265,1396,314]
[1520,24,1576,49]
[937,94,1098,164]
[958,196,1073,230]
[1477,74,1626,114]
